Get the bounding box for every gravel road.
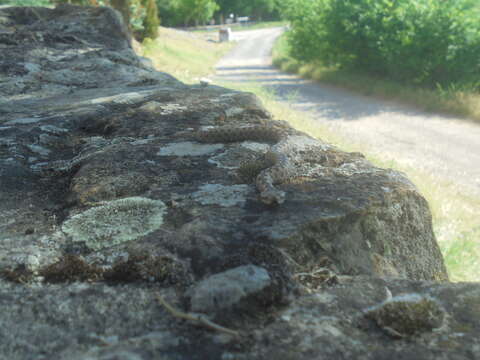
[215,28,480,196]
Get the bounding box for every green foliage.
[129,0,147,32]
[155,0,177,27]
[244,0,276,20]
[283,0,480,88]
[141,0,159,39]
[179,0,218,25]
[156,0,281,26]
[215,0,280,21]
[0,0,52,5]
[156,0,218,26]
[214,0,234,16]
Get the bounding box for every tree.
[156,0,178,27]
[156,0,218,27]
[214,0,236,21]
[215,0,279,22]
[244,0,276,20]
[142,0,160,39]
[176,0,218,26]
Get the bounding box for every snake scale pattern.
[33,124,298,206]
[195,124,297,205]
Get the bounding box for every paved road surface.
[215,28,480,196]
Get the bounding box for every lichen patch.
[192,184,250,207]
[61,197,166,250]
[285,135,330,151]
[157,141,223,157]
[225,107,244,117]
[240,141,270,152]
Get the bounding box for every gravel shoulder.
[214,28,480,197]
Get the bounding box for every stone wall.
[0,5,477,360]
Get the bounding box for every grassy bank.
[139,27,234,83]
[140,27,480,282]
[273,34,480,123]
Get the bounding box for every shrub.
[283,0,480,88]
[141,0,160,39]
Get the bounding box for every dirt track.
[215,28,480,196]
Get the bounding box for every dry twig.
[156,294,240,338]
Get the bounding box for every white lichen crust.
[61,197,166,250]
[157,141,224,157]
[192,184,250,207]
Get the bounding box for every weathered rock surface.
[0,4,478,360]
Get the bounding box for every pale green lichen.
[61,197,166,250]
[157,141,223,157]
[192,184,250,207]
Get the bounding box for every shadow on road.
[215,64,419,121]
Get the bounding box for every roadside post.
[219,27,232,42]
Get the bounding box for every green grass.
[139,27,234,83]
[272,34,480,124]
[141,27,480,282]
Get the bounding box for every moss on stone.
[40,254,103,283]
[1,265,35,284]
[366,294,445,338]
[104,252,188,285]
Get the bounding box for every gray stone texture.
[0,4,477,360]
[188,264,272,312]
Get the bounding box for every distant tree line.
[157,0,283,27]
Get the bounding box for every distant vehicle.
[237,16,250,25]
